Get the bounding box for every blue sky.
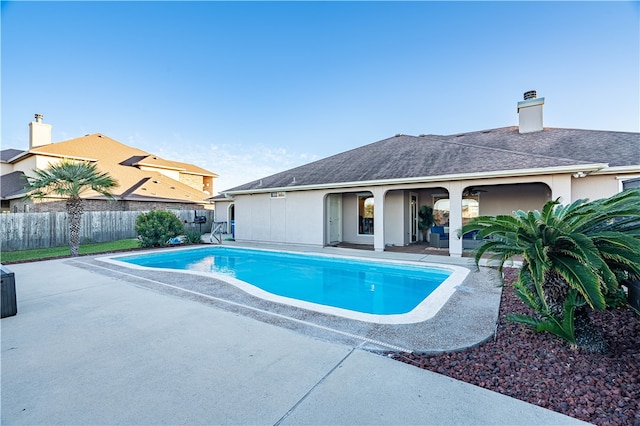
[2,1,639,193]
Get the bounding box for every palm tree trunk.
[543,270,570,317]
[574,306,608,353]
[66,197,84,257]
[543,270,608,353]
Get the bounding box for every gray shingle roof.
[0,149,26,162]
[0,171,28,198]
[224,127,640,193]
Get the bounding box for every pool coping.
[76,242,503,353]
[98,245,470,325]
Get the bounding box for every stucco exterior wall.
[234,191,324,246]
[286,191,322,243]
[213,200,231,223]
[384,190,406,246]
[34,155,62,172]
[227,170,634,252]
[572,174,628,202]
[1,162,14,175]
[13,156,39,176]
[477,183,550,216]
[341,193,357,243]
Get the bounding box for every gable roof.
[2,133,217,203]
[1,149,26,162]
[224,127,639,194]
[0,171,28,199]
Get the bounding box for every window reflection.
[358,194,374,235]
[433,196,479,227]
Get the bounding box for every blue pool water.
[118,247,452,315]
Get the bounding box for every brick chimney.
[29,114,52,149]
[517,90,544,134]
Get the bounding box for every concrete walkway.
[1,257,588,425]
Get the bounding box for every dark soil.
[392,268,640,426]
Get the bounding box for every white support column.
[448,182,463,257]
[373,187,385,252]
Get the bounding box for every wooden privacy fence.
[0,210,215,252]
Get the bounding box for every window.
[358,193,374,235]
[270,192,286,199]
[622,178,640,190]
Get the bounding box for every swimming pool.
[103,246,469,324]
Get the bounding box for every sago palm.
[462,188,640,350]
[25,159,118,257]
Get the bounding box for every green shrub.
[462,188,640,352]
[135,210,185,248]
[184,229,203,244]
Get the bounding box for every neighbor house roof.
[224,127,639,194]
[0,171,28,199]
[0,149,26,162]
[2,133,217,203]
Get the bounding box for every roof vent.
[34,113,43,123]
[523,90,537,100]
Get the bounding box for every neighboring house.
[1,114,218,213]
[220,92,640,257]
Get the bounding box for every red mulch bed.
[392,268,640,425]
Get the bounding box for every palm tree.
[24,159,118,257]
[462,188,640,351]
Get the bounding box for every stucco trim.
[591,165,640,175]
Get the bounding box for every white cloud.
[154,142,320,195]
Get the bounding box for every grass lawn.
[1,239,141,264]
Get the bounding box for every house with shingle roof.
[1,115,218,213]
[218,92,640,257]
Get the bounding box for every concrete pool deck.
[0,245,588,425]
[86,242,498,353]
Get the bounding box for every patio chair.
[429,226,449,249]
[462,230,484,249]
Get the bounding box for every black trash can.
[1,265,17,318]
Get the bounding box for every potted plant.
[418,205,435,242]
